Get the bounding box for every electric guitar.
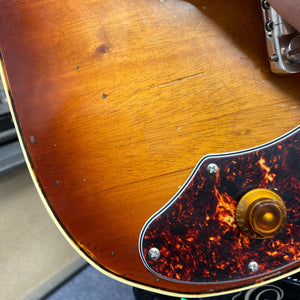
[0,0,299,298]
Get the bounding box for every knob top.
[236,189,286,239]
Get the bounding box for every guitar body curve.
[0,0,299,297]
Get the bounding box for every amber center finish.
[236,189,286,239]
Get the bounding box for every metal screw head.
[269,54,279,62]
[265,21,274,33]
[207,163,219,174]
[262,0,270,10]
[248,261,259,272]
[148,247,160,260]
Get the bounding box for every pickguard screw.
[248,261,259,272]
[148,247,160,260]
[207,163,219,174]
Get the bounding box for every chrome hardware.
[261,1,300,74]
[248,261,259,272]
[262,0,270,10]
[148,247,160,260]
[286,35,300,63]
[206,163,219,174]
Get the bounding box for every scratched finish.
[0,0,300,296]
[141,127,300,283]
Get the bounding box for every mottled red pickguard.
[140,127,300,283]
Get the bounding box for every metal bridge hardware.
[261,1,300,74]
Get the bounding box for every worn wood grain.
[0,0,299,297]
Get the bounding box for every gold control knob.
[236,189,286,239]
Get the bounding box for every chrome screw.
[148,247,160,260]
[207,163,219,174]
[262,0,270,10]
[265,21,274,32]
[269,54,279,62]
[248,261,259,272]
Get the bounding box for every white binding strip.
[138,125,300,285]
[1,56,299,298]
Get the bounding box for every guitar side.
[0,0,299,297]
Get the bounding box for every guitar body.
[0,0,299,297]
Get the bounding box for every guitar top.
[0,0,299,297]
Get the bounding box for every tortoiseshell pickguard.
[139,126,300,283]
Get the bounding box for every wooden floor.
[0,166,80,300]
